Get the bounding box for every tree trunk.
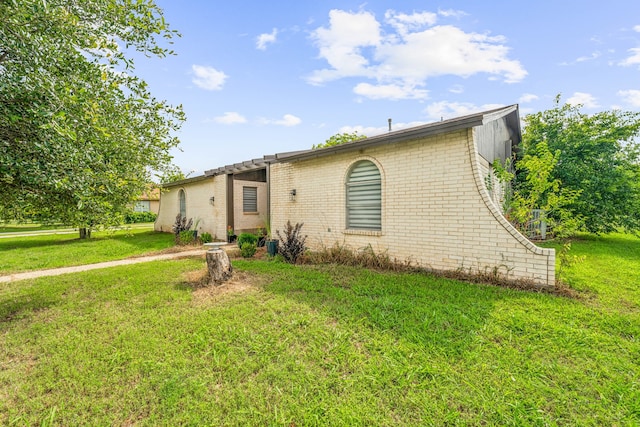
[79,227,91,239]
[206,249,233,285]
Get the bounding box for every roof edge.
[272,105,518,163]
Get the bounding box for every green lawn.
[0,223,69,233]
[0,233,638,425]
[0,226,175,274]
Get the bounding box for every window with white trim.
[243,186,257,213]
[178,189,186,217]
[346,160,381,230]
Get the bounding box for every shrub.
[240,242,257,258]
[237,233,258,249]
[124,211,157,223]
[178,230,195,245]
[275,221,307,264]
[200,232,212,243]
[172,213,193,244]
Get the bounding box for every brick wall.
[270,128,555,287]
[233,179,268,234]
[155,176,228,241]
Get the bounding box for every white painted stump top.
[204,242,226,251]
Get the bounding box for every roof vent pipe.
[388,118,392,132]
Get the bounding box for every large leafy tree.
[518,97,640,235]
[0,0,185,236]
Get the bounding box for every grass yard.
[0,226,175,274]
[0,233,638,425]
[0,223,69,233]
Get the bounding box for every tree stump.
[206,249,233,285]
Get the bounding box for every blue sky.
[133,1,640,175]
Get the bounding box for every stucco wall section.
[270,129,555,287]
[155,176,228,241]
[232,179,268,233]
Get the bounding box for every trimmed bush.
[240,242,257,258]
[200,232,213,243]
[237,233,258,249]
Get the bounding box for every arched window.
[346,160,381,230]
[178,189,186,217]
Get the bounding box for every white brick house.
[155,166,269,239]
[156,105,555,287]
[269,105,554,286]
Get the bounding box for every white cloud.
[437,9,468,18]
[576,51,601,62]
[567,92,599,108]
[339,120,428,136]
[385,10,437,36]
[618,89,640,107]
[449,84,464,94]
[213,112,247,125]
[423,101,504,121]
[256,28,278,50]
[353,82,428,100]
[634,25,640,32]
[307,9,381,85]
[307,9,526,100]
[620,47,640,67]
[259,114,302,127]
[191,65,227,90]
[518,93,539,103]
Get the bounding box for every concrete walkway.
[0,249,206,283]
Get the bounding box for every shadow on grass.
[243,261,524,357]
[0,286,59,324]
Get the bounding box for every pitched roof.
[163,104,519,186]
[271,104,519,164]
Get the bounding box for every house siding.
[270,128,555,287]
[232,179,268,234]
[155,176,228,240]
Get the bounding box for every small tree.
[507,142,582,238]
[313,132,366,149]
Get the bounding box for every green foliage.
[199,232,213,244]
[0,226,173,274]
[313,131,367,149]
[275,221,307,264]
[124,211,157,224]
[172,214,192,244]
[1,233,639,424]
[520,96,640,234]
[240,242,257,258]
[178,230,195,246]
[237,233,258,249]
[509,141,582,238]
[0,0,185,231]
